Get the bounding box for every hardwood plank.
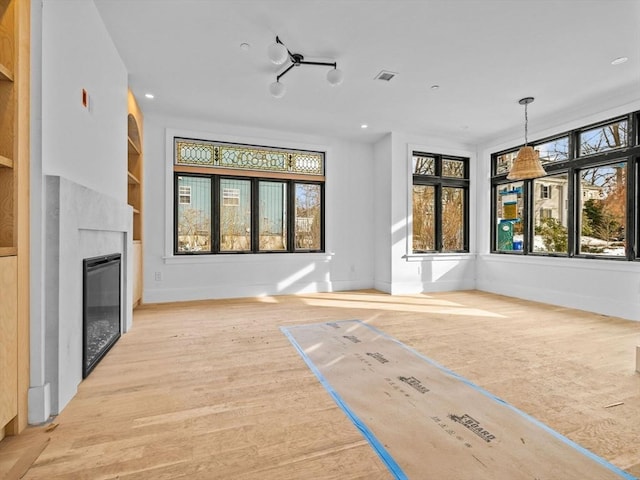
[2,437,48,480]
[0,290,638,479]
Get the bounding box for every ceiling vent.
[374,70,397,82]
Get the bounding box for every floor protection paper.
[281,320,635,480]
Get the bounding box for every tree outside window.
[412,152,469,253]
[579,164,626,256]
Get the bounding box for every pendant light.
[267,41,289,65]
[268,36,344,98]
[507,97,546,180]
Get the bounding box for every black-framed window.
[174,138,325,254]
[491,112,639,261]
[412,152,469,253]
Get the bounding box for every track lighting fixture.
[268,36,344,98]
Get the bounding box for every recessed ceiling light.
[361,124,368,129]
[240,42,251,51]
[144,93,154,99]
[611,56,628,65]
[430,84,440,90]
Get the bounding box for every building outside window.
[491,113,639,260]
[222,187,240,207]
[532,174,568,253]
[412,152,469,253]
[178,185,191,205]
[173,138,324,254]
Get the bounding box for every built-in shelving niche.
[127,113,142,241]
[127,92,143,307]
[0,0,30,439]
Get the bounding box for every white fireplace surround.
[30,176,133,419]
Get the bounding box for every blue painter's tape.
[280,325,408,480]
[357,320,637,480]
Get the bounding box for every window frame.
[173,137,325,255]
[490,112,640,261]
[412,151,470,253]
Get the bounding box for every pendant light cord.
[524,102,528,146]
[518,96,534,147]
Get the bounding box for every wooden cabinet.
[0,257,18,431]
[0,0,29,439]
[127,91,143,306]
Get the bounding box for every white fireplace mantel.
[29,176,133,421]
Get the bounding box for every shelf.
[127,171,140,184]
[0,63,14,82]
[127,135,141,155]
[0,247,17,257]
[0,155,13,168]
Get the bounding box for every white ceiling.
[93,0,640,145]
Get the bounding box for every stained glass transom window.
[177,142,214,165]
[175,139,324,175]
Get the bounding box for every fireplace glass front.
[83,253,121,378]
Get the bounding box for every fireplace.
[83,253,122,378]
[32,176,134,420]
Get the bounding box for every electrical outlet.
[154,271,162,281]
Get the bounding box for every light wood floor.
[1,290,639,479]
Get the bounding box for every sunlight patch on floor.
[297,296,504,318]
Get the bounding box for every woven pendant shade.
[507,146,546,180]
[507,97,546,180]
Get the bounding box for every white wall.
[476,99,640,321]
[387,132,477,294]
[29,0,130,423]
[143,114,376,303]
[41,0,127,202]
[145,119,481,302]
[373,134,393,292]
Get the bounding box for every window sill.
[481,253,639,272]
[404,253,476,262]
[163,252,335,265]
